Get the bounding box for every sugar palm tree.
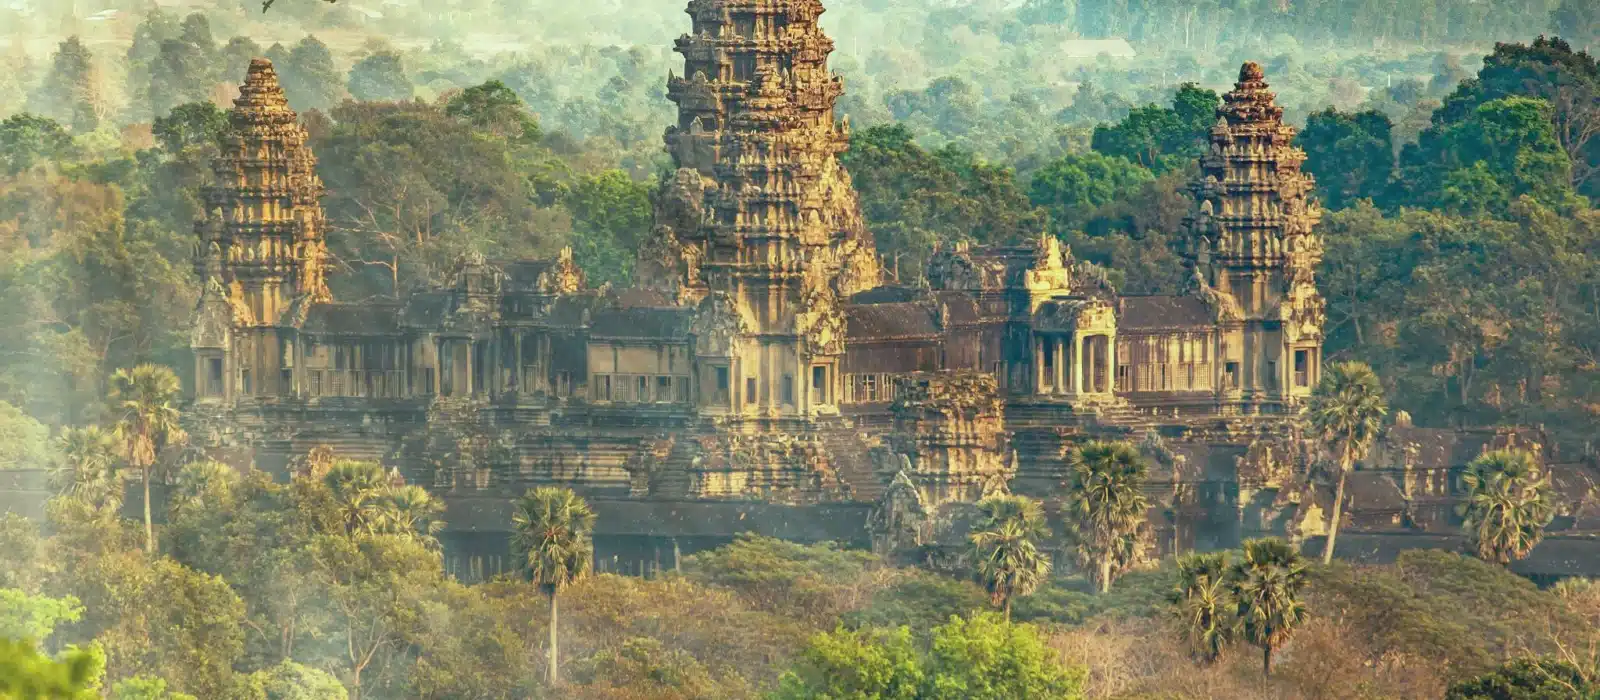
[1064,441,1150,593]
[1305,361,1387,565]
[969,498,1053,621]
[51,425,123,509]
[1228,538,1309,677]
[512,487,595,686]
[376,484,445,544]
[1172,551,1235,664]
[109,364,187,553]
[322,460,390,535]
[1460,449,1555,565]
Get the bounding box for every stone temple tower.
[641,0,882,422]
[190,58,331,403]
[1183,62,1325,413]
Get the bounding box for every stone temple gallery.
[179,0,1599,579]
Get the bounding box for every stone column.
[1053,336,1066,395]
[1070,335,1083,395]
[1035,336,1046,394]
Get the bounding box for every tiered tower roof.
[195,58,330,327]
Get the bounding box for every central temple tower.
[1183,62,1325,413]
[642,0,882,421]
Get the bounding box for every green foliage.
[275,36,345,112]
[847,573,989,632]
[842,123,1045,281]
[28,37,101,134]
[1445,656,1598,700]
[686,535,879,623]
[146,15,220,120]
[0,639,104,699]
[0,589,82,643]
[1460,449,1556,565]
[0,400,51,470]
[772,625,923,700]
[1090,84,1218,173]
[151,103,229,155]
[110,675,197,700]
[1297,108,1395,209]
[561,169,651,285]
[924,613,1084,700]
[773,614,1084,700]
[1027,152,1153,234]
[445,80,541,143]
[348,51,413,103]
[1063,441,1150,593]
[0,114,73,174]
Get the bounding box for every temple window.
[1294,349,1310,387]
[811,366,827,405]
[746,377,757,404]
[714,366,730,404]
[656,376,672,402]
[782,374,795,406]
[1116,364,1130,390]
[1224,362,1239,389]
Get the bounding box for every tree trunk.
[1003,596,1011,622]
[1099,558,1113,594]
[548,591,559,686]
[142,465,154,553]
[1323,450,1351,565]
[1262,644,1273,677]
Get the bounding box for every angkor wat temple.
[180,0,1599,579]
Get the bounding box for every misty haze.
[0,0,1597,698]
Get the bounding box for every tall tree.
[1296,108,1395,210]
[1063,441,1150,593]
[29,37,104,134]
[1171,551,1234,664]
[1305,361,1388,565]
[1459,449,1556,565]
[108,364,187,553]
[280,36,346,112]
[1090,83,1219,173]
[511,487,595,686]
[347,51,413,103]
[969,494,1053,620]
[1433,37,1600,198]
[1027,152,1153,234]
[1227,538,1309,677]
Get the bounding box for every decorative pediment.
[1033,297,1115,333]
[690,291,752,357]
[191,278,234,348]
[795,264,846,358]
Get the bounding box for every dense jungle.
[0,0,1597,697]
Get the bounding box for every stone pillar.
[1035,336,1047,394]
[1106,333,1118,393]
[1071,334,1084,395]
[1053,336,1066,395]
[513,332,524,393]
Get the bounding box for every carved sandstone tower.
[1184,62,1325,414]
[191,58,331,402]
[643,0,881,421]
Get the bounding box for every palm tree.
[51,425,123,509]
[1064,441,1150,593]
[1305,361,1387,565]
[511,487,595,686]
[1172,551,1234,664]
[109,364,187,553]
[1228,538,1309,677]
[375,484,445,544]
[1460,449,1555,565]
[969,497,1053,621]
[322,460,390,535]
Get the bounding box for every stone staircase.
[819,428,887,502]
